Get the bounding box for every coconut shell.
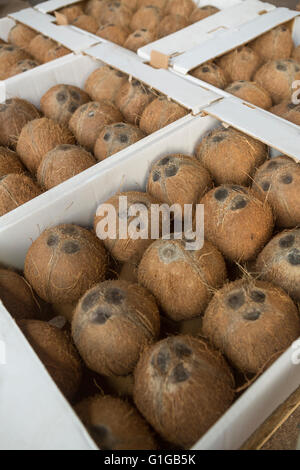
[0,44,31,79]
[0,146,24,177]
[24,224,108,304]
[0,98,40,149]
[7,59,39,77]
[256,228,300,302]
[85,0,107,18]
[44,45,70,63]
[8,24,37,53]
[134,335,234,448]
[140,96,188,134]
[202,279,300,374]
[17,117,76,174]
[75,395,158,450]
[292,45,300,63]
[225,80,272,110]
[121,0,138,11]
[147,153,212,209]
[100,2,132,28]
[138,238,226,321]
[37,144,95,190]
[195,126,268,186]
[72,280,160,376]
[94,190,159,262]
[250,25,293,62]
[41,84,90,126]
[28,35,56,63]
[158,14,188,38]
[94,122,145,160]
[191,62,228,89]
[85,66,127,104]
[59,5,84,22]
[0,173,41,216]
[252,156,300,228]
[270,100,300,126]
[189,5,219,23]
[124,28,157,51]
[116,79,155,125]
[96,24,129,46]
[18,319,82,400]
[130,6,162,31]
[218,47,261,82]
[69,101,122,151]
[72,15,99,33]
[200,185,274,262]
[254,59,300,104]
[137,0,167,9]
[166,0,195,18]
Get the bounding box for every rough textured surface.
[116,79,155,125]
[166,0,195,18]
[250,25,293,62]
[159,14,188,38]
[7,58,38,77]
[130,5,162,31]
[72,15,98,34]
[140,97,188,134]
[270,100,300,126]
[225,80,272,109]
[0,44,31,79]
[96,24,129,46]
[85,66,127,104]
[100,2,132,28]
[191,62,228,89]
[0,173,41,216]
[124,28,157,51]
[94,122,145,160]
[189,5,219,23]
[28,35,56,63]
[8,23,37,53]
[43,45,70,63]
[218,47,261,82]
[0,146,24,177]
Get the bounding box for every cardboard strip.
[150,50,170,69]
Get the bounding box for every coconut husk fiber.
[158,14,188,38]
[124,28,157,51]
[166,0,195,19]
[0,146,24,178]
[100,2,132,28]
[191,62,228,89]
[189,5,219,24]
[270,100,300,126]
[218,46,261,82]
[0,44,31,79]
[59,5,84,22]
[85,66,128,104]
[250,25,293,62]
[130,5,162,31]
[28,35,56,63]
[8,24,37,53]
[0,173,41,217]
[7,59,39,78]
[139,96,188,134]
[72,15,99,34]
[116,79,155,125]
[94,122,145,160]
[225,80,272,110]
[43,45,71,63]
[96,24,129,46]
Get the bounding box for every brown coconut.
[158,14,188,38]
[252,156,300,228]
[124,28,157,51]
[101,374,134,398]
[130,6,162,32]
[0,174,41,217]
[7,59,39,77]
[8,24,37,53]
[218,47,261,82]
[195,126,268,186]
[292,45,300,63]
[85,66,127,104]
[254,59,300,104]
[59,5,84,22]
[118,260,138,284]
[41,84,90,127]
[140,96,188,134]
[256,228,300,302]
[225,80,272,110]
[37,144,95,190]
[94,190,159,262]
[28,35,56,63]
[166,0,195,19]
[99,2,132,28]
[75,395,158,450]
[44,45,71,63]
[18,319,82,400]
[96,24,129,46]
[85,0,107,18]
[94,122,145,160]
[137,0,167,9]
[116,79,155,125]
[250,25,293,62]
[189,5,220,23]
[138,238,226,321]
[69,101,122,151]
[134,335,235,448]
[0,146,24,177]
[72,280,160,376]
[24,224,108,304]
[0,98,40,149]
[121,0,138,11]
[200,185,274,262]
[203,279,300,374]
[0,44,31,79]
[17,117,75,174]
[191,62,228,89]
[72,15,99,33]
[270,100,300,126]
[147,153,212,209]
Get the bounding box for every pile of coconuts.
[55,0,220,52]
[3,123,299,450]
[191,23,300,126]
[0,67,187,217]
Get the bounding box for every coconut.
[85,66,127,104]
[44,45,70,63]
[69,101,122,151]
[130,6,162,32]
[0,146,24,177]
[195,126,268,186]
[101,374,134,397]
[59,5,84,22]
[124,28,157,51]
[85,0,107,18]
[41,84,90,127]
[52,302,77,323]
[75,395,158,450]
[203,279,300,374]
[158,14,188,38]
[28,35,56,63]
[121,0,138,11]
[137,0,167,9]
[254,59,300,104]
[96,24,129,46]
[270,100,300,126]
[0,268,41,320]
[200,185,274,262]
[7,59,39,78]
[191,62,228,89]
[147,153,212,209]
[72,280,160,376]
[140,96,188,134]
[134,335,234,448]
[292,45,300,63]
[8,24,37,53]
[166,0,195,18]
[225,80,272,110]
[116,79,155,125]
[250,25,293,62]
[256,228,300,302]
[72,15,99,33]
[99,2,132,28]
[252,156,300,228]
[37,144,95,190]
[189,5,219,23]
[94,190,159,262]
[0,44,31,79]
[218,47,261,82]
[138,238,226,321]
[0,174,41,217]
[118,260,138,283]
[18,319,82,400]
[94,122,145,160]
[0,98,40,149]
[24,224,108,305]
[17,117,76,174]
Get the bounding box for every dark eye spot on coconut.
[0,105,7,112]
[250,290,266,303]
[261,181,270,192]
[174,343,192,359]
[243,309,261,321]
[295,66,300,72]
[227,291,245,310]
[60,225,78,235]
[115,123,125,128]
[47,234,59,247]
[119,134,128,144]
[69,103,79,114]
[171,363,190,383]
[277,64,287,71]
[280,174,293,184]
[165,165,178,178]
[155,349,169,374]
[201,66,210,73]
[56,92,67,103]
[6,99,12,104]
[88,111,95,118]
[104,287,125,305]
[279,234,295,248]
[70,90,80,100]
[92,306,112,324]
[58,144,73,151]
[141,28,147,32]
[82,290,100,312]
[103,133,111,141]
[62,241,80,254]
[232,85,242,92]
[231,195,247,211]
[116,71,124,77]
[134,33,141,37]
[132,80,139,87]
[5,46,14,52]
[212,135,225,143]
[231,185,247,193]
[214,188,228,201]
[281,26,287,32]
[287,249,300,266]
[152,171,160,182]
[159,157,170,166]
